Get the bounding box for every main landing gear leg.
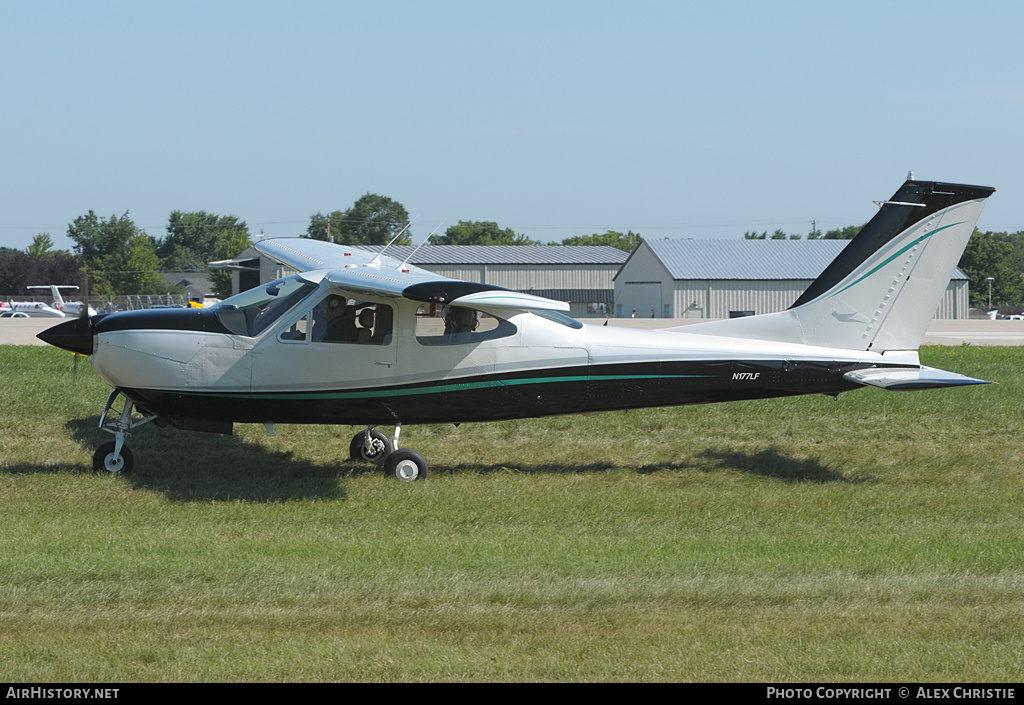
[93,390,155,475]
[348,423,428,482]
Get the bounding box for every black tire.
[349,429,391,465]
[383,448,428,482]
[92,441,134,475]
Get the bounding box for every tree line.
[1,193,643,299]
[4,191,1021,307]
[743,224,860,240]
[0,211,252,300]
[304,193,642,250]
[740,222,1024,307]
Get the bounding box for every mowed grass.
[0,345,1022,682]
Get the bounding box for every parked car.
[1,311,30,318]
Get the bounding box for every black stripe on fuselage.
[119,358,884,427]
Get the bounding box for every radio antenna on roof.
[399,219,447,271]
[369,216,418,267]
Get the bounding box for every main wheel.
[92,441,134,475]
[383,448,428,482]
[349,429,391,465]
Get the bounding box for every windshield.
[210,275,317,337]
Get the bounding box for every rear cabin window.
[414,304,516,345]
[530,309,583,329]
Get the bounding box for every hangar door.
[620,281,661,318]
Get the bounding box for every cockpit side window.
[307,295,393,345]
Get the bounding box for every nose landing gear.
[92,390,155,475]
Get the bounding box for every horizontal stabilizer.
[843,365,990,390]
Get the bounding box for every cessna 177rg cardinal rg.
[38,179,994,481]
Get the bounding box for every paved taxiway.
[5,317,1024,347]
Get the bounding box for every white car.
[0,311,30,318]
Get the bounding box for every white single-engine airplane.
[39,179,994,480]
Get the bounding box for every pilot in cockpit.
[314,295,357,342]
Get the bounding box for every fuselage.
[43,273,912,429]
[8,301,66,317]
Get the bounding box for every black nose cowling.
[37,317,96,355]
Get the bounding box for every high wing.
[253,238,569,312]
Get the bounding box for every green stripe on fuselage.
[179,373,713,401]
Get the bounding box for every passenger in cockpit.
[443,306,478,335]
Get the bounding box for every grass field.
[1,345,1022,682]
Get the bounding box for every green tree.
[307,194,411,245]
[433,221,540,246]
[66,211,165,297]
[1005,231,1024,274]
[559,230,641,252]
[160,211,248,269]
[0,251,84,296]
[823,224,862,240]
[209,229,253,299]
[26,233,55,257]
[743,231,767,240]
[958,229,1024,307]
[306,212,336,242]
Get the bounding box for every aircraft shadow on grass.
[54,416,375,503]
[4,418,869,500]
[687,448,872,484]
[415,447,869,484]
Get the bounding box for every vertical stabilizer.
[677,180,995,351]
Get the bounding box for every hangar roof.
[351,245,629,266]
[631,239,967,281]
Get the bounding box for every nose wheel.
[92,390,154,476]
[349,424,428,481]
[93,440,134,474]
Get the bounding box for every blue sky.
[2,0,1022,252]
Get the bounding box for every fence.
[7,292,190,313]
[91,293,190,312]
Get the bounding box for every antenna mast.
[399,219,447,271]
[369,216,418,267]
